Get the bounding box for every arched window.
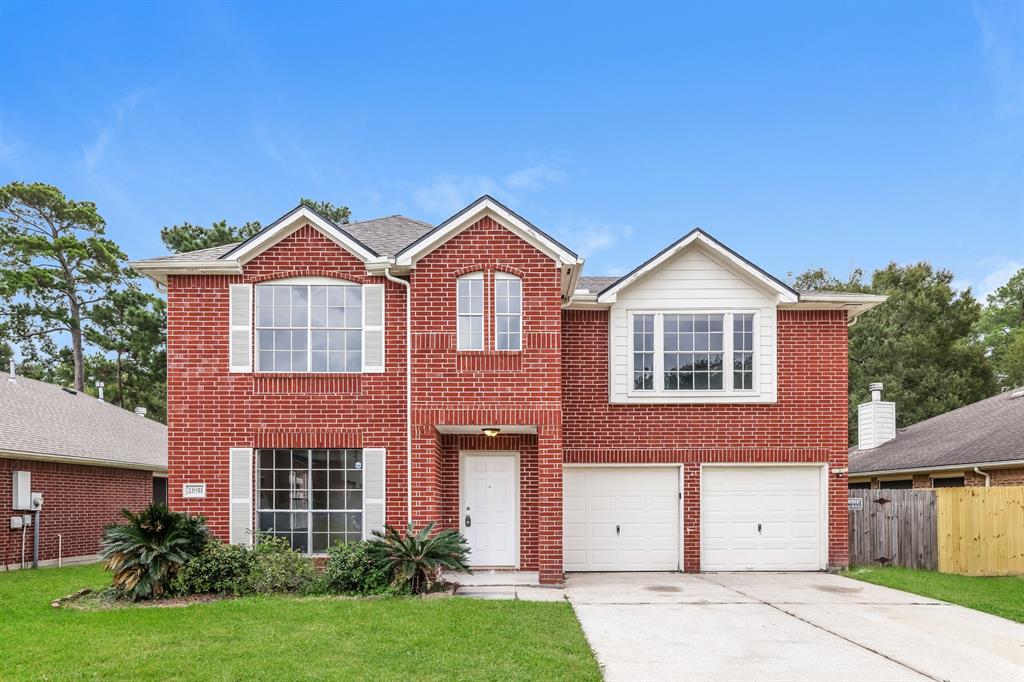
[495,272,522,351]
[456,272,484,350]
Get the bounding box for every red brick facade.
[164,216,852,583]
[0,458,153,567]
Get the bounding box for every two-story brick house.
[132,195,884,584]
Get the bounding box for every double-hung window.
[631,311,757,394]
[255,283,362,372]
[257,448,363,554]
[456,273,484,350]
[495,273,522,351]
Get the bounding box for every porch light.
[481,427,501,438]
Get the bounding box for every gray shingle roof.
[0,375,167,471]
[849,388,1024,475]
[133,215,435,265]
[577,276,621,293]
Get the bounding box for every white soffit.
[435,425,538,435]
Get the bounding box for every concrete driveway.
[566,572,1023,682]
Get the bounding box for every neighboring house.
[1,373,167,569]
[131,195,884,584]
[849,383,1024,490]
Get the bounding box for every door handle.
[465,514,471,528]
[616,524,620,536]
[757,523,762,534]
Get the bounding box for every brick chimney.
[857,382,896,450]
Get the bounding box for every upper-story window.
[632,311,756,393]
[495,272,522,351]
[456,273,484,350]
[255,284,362,372]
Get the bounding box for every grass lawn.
[0,564,600,681]
[844,566,1024,623]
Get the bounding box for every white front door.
[563,466,680,571]
[461,453,517,567]
[701,465,825,571]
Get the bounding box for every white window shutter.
[228,284,253,372]
[229,448,253,546]
[362,448,386,539]
[362,284,385,373]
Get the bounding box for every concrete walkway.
[444,570,566,602]
[566,572,1024,682]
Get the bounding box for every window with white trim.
[495,272,522,351]
[255,284,362,372]
[631,311,757,393]
[456,273,483,350]
[257,448,363,554]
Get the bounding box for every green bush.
[238,536,316,595]
[320,540,395,595]
[368,522,470,595]
[99,504,208,601]
[174,541,254,595]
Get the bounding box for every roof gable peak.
[221,204,381,264]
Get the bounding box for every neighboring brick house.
[132,195,884,584]
[849,384,1024,490]
[1,373,166,569]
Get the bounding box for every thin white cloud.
[957,258,1024,302]
[974,2,1024,119]
[412,164,566,217]
[0,116,19,166]
[81,90,144,171]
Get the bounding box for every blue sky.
[1,1,1021,298]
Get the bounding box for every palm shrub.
[367,522,471,595]
[100,504,208,601]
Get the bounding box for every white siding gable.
[609,244,779,404]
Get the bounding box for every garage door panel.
[564,467,680,572]
[701,466,824,572]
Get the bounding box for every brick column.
[410,425,442,528]
[536,422,563,585]
[827,454,850,570]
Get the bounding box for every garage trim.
[699,463,829,571]
[564,463,684,571]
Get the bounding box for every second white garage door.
[564,467,680,571]
[701,465,825,571]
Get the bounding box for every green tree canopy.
[160,199,351,254]
[975,268,1024,391]
[0,182,130,391]
[793,262,997,442]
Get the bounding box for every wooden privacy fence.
[848,486,1024,575]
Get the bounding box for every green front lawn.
[844,566,1024,623]
[0,564,600,681]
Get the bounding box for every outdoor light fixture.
[481,427,501,438]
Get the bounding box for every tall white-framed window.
[494,272,522,351]
[256,448,363,554]
[629,311,757,394]
[255,282,362,372]
[456,272,484,350]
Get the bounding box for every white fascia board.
[0,449,167,473]
[395,197,581,268]
[225,206,379,264]
[129,259,242,285]
[596,230,799,304]
[781,293,887,319]
[848,458,1024,477]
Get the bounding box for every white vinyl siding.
[610,245,778,404]
[228,284,253,372]
[229,447,254,546]
[456,273,484,350]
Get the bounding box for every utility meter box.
[12,471,32,510]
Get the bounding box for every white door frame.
[459,450,520,568]
[563,463,685,571]
[699,462,829,571]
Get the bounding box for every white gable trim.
[596,230,799,304]
[223,206,380,265]
[395,196,581,268]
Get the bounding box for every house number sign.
[182,483,207,499]
[848,497,863,512]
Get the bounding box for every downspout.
[973,467,991,488]
[383,266,413,525]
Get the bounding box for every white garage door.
[701,465,825,571]
[564,467,679,571]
